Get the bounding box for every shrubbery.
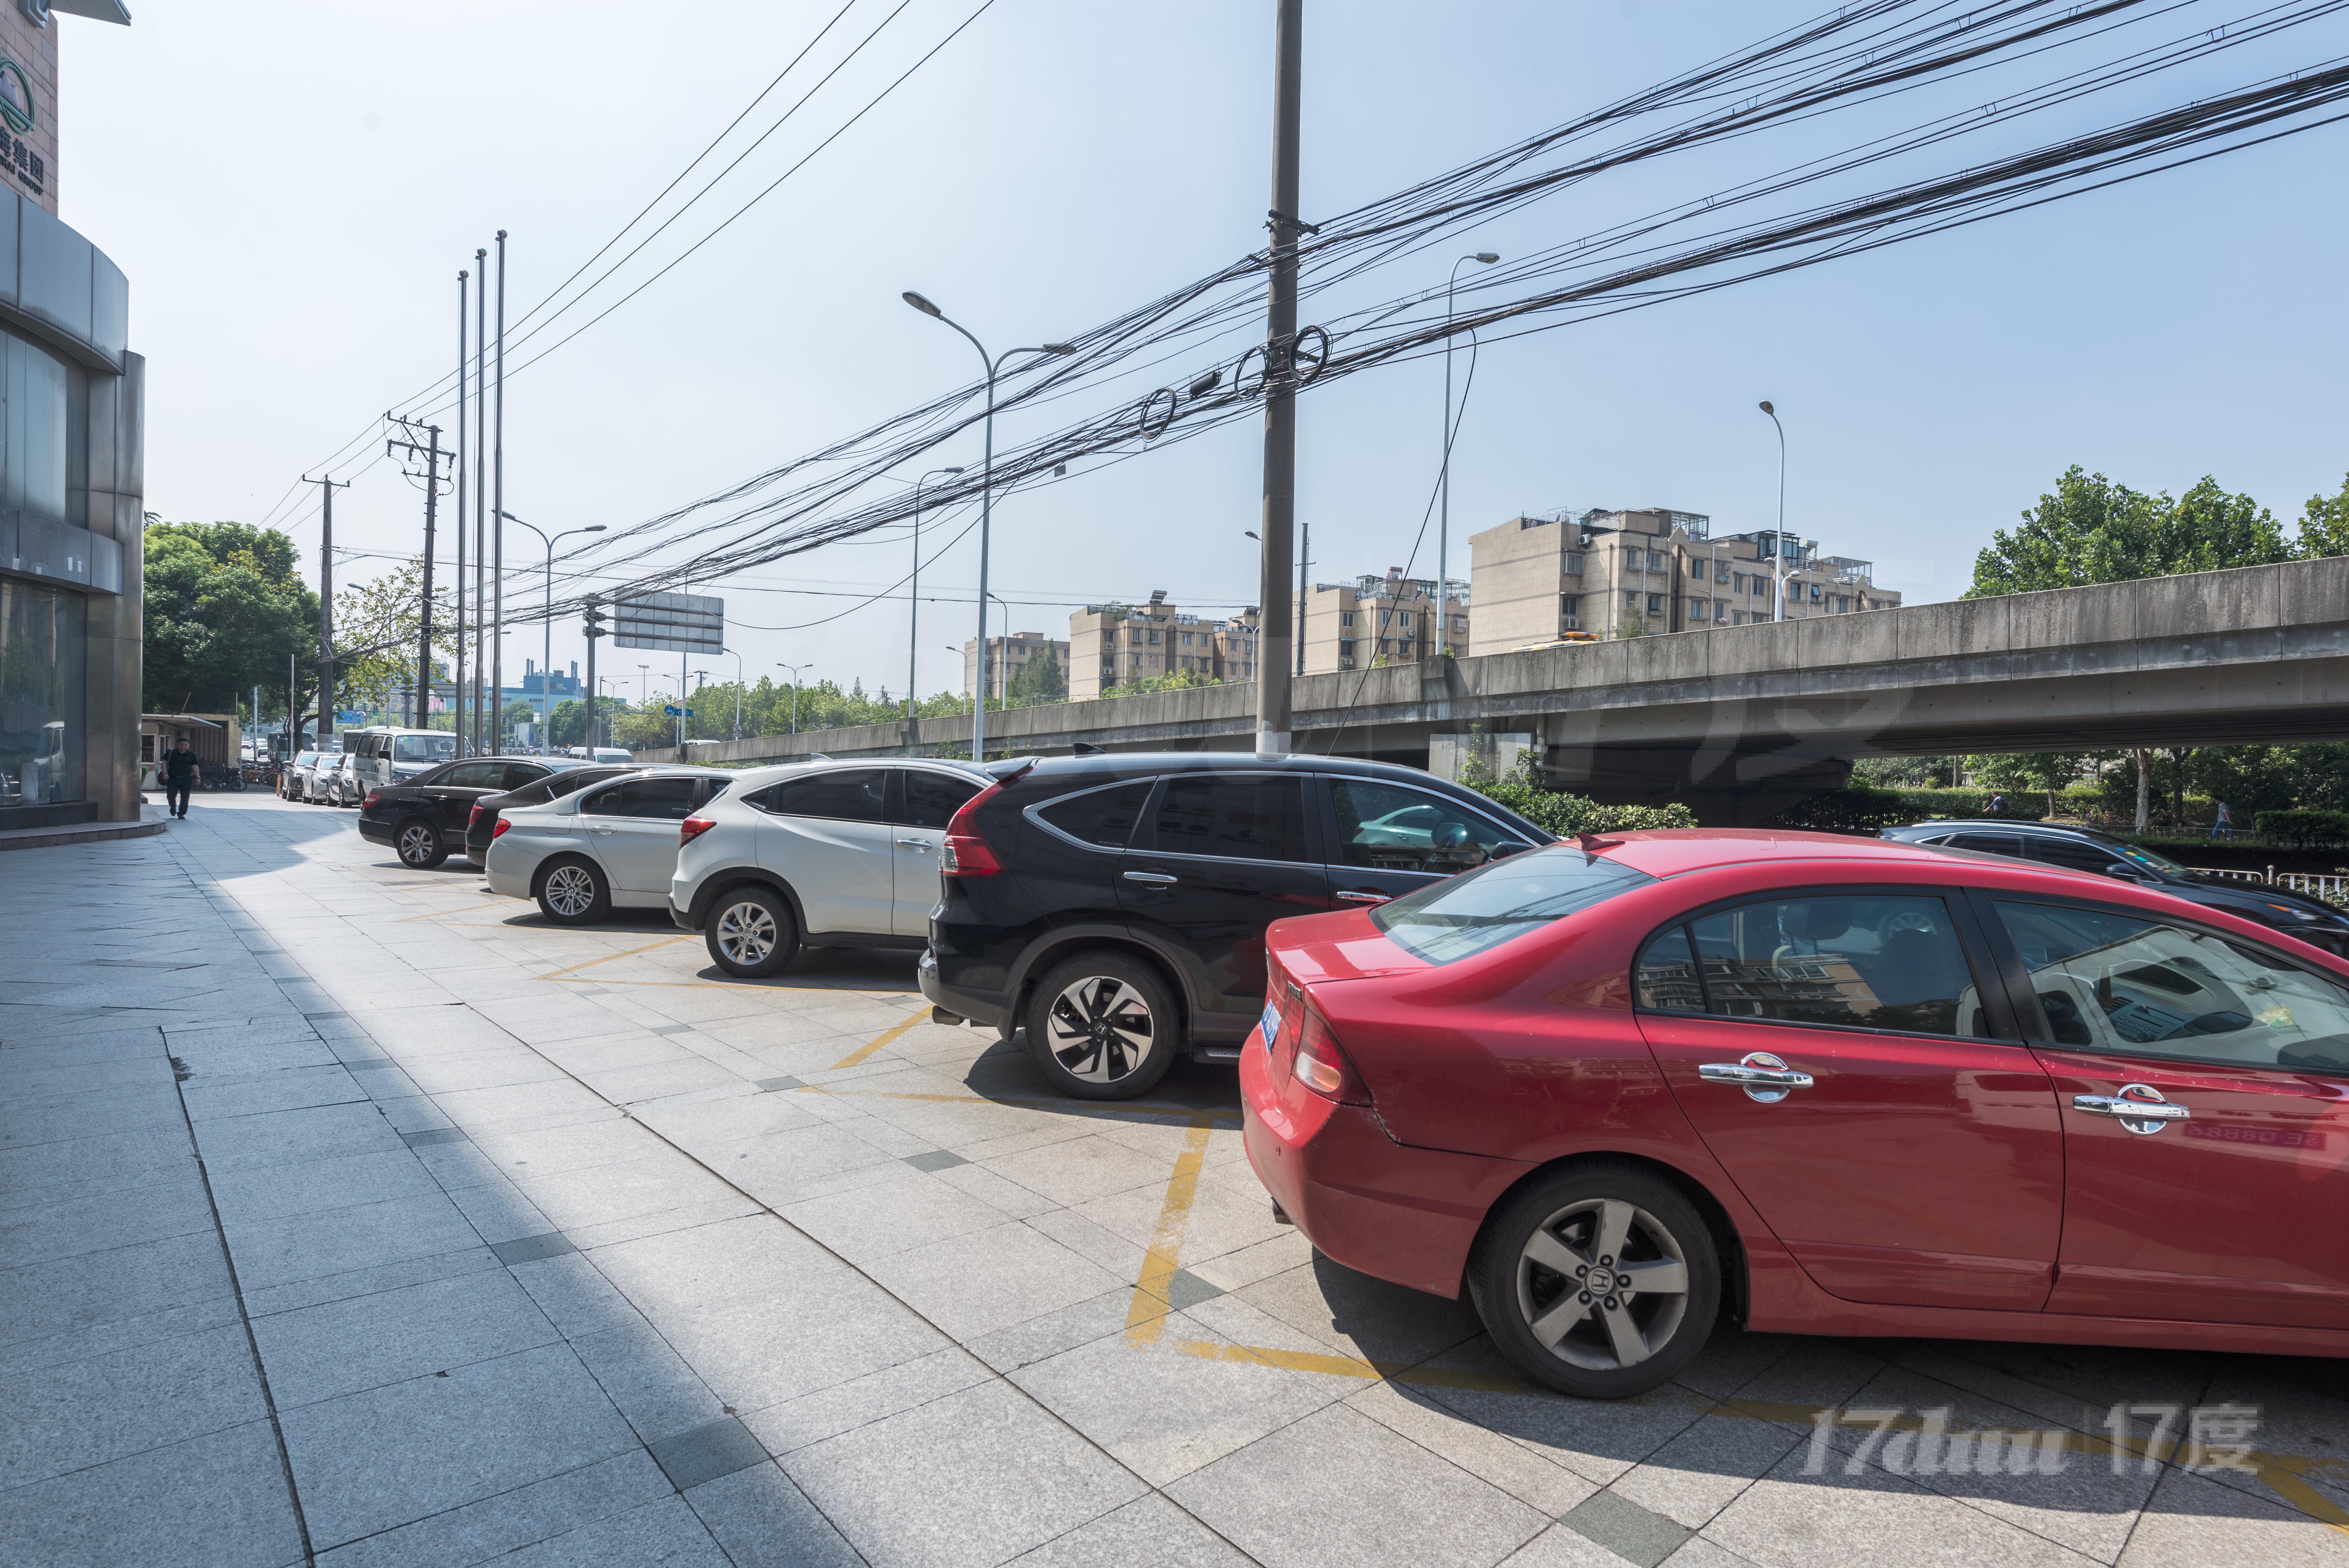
[1772,786,1914,832]
[2253,809,2349,850]
[1458,757,1697,835]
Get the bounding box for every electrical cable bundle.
[515,0,2349,631]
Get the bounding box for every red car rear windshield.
[1369,844,1656,965]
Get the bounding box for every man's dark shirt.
[162,750,199,783]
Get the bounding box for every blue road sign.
[663,704,694,718]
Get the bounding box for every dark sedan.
[1879,818,2349,955]
[463,763,640,867]
[359,756,585,870]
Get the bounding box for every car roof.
[1592,827,1996,879]
[724,757,990,786]
[1891,819,2114,841]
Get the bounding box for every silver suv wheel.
[544,864,599,919]
[714,898,777,967]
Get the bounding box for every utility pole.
[1295,519,1312,677]
[492,230,509,755]
[582,597,607,751]
[472,248,489,755]
[454,269,471,753]
[388,417,451,731]
[1254,0,1304,754]
[303,474,351,753]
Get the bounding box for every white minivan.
[342,727,459,793]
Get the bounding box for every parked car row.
[344,741,2349,1398]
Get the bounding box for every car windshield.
[1369,844,1656,965]
[395,734,455,763]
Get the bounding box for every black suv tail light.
[941,781,1006,877]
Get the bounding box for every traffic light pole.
[303,473,350,752]
[582,597,606,751]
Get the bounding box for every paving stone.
[0,1321,269,1490]
[250,1266,560,1409]
[0,1228,235,1348]
[685,1461,864,1568]
[865,1218,1125,1341]
[1563,1489,1696,1568]
[279,1341,643,1550]
[0,1418,306,1568]
[785,1378,1146,1568]
[650,1415,772,1491]
[221,1189,487,1292]
[1169,1401,1550,1568]
[313,1449,675,1568]
[0,1174,217,1266]
[1008,1493,1256,1566]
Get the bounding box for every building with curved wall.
[0,0,140,830]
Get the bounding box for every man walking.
[160,736,200,820]
[2211,799,2235,841]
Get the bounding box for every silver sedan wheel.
[713,900,777,967]
[1044,976,1155,1084]
[544,864,600,919]
[397,823,438,866]
[1515,1197,1691,1372]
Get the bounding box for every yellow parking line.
[1123,1113,1217,1348]
[828,1010,929,1070]
[538,935,693,982]
[1167,1336,1523,1393]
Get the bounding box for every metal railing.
[2192,865,2349,903]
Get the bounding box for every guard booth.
[140,713,241,791]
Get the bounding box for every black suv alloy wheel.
[1025,951,1178,1099]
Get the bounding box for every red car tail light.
[492,817,512,839]
[940,781,1006,877]
[1292,1008,1370,1105]
[468,803,484,829]
[680,815,716,848]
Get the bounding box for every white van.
[342,727,459,792]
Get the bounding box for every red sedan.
[1242,829,2349,1399]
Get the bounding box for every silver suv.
[484,766,736,925]
[668,758,991,977]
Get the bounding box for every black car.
[359,756,587,870]
[463,763,640,867]
[920,751,1553,1099]
[1878,819,2349,954]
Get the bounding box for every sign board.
[615,592,724,655]
[662,704,695,718]
[337,710,366,723]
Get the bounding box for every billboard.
[613,592,724,655]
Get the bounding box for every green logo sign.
[0,59,34,135]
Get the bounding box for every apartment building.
[960,629,1071,703]
[1068,591,1260,700]
[1294,568,1471,674]
[1466,506,1900,656]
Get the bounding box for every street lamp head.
[902,290,943,319]
[1245,530,1260,540]
[1040,343,1077,355]
[1472,252,1500,264]
[1758,400,1775,416]
[583,525,607,533]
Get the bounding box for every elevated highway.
[645,556,2349,822]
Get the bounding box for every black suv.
[359,757,585,870]
[1880,819,2349,955]
[920,752,1552,1099]
[463,764,640,868]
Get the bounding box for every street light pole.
[902,291,1074,763]
[777,663,812,735]
[909,465,964,756]
[501,511,605,751]
[722,647,744,739]
[1759,401,1788,623]
[1439,252,1499,659]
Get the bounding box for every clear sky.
[62,1,2349,709]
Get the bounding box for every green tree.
[142,522,317,715]
[332,559,460,716]
[1101,668,1219,700]
[1967,467,2288,597]
[1963,751,2089,819]
[1007,644,1066,707]
[2299,474,2349,558]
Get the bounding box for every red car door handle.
[1697,1053,1813,1103]
[2071,1086,2188,1134]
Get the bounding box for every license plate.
[1258,999,1281,1050]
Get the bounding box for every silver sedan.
[485,766,736,925]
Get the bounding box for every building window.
[1715,602,1729,625]
[1563,552,1584,577]
[1396,612,1412,630]
[1130,628,1142,644]
[1624,591,1641,610]
[1690,597,1708,622]
[1646,594,1664,615]
[1810,583,1823,602]
[1716,561,1729,583]
[1561,594,1580,616]
[1731,572,1745,593]
[1339,611,1355,628]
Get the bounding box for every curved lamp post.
[777,662,813,736]
[501,511,605,749]
[902,289,1073,762]
[1758,401,1787,623]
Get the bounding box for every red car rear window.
[1369,844,1655,965]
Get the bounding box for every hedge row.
[1774,786,2045,832]
[2253,810,2349,850]
[1457,760,1698,836]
